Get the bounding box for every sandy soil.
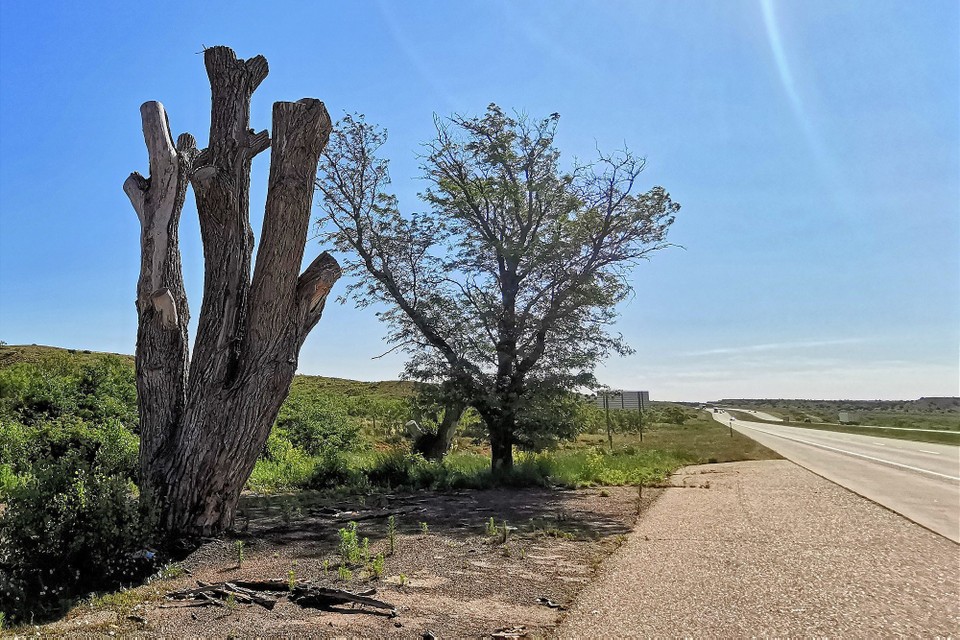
[36,485,656,638]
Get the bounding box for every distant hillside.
[0,344,416,399]
[716,398,960,413]
[0,343,134,369]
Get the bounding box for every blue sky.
[0,1,957,400]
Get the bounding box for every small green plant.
[420,521,429,535]
[287,569,297,591]
[322,559,330,575]
[338,564,353,582]
[541,527,575,540]
[485,517,498,537]
[518,546,526,559]
[338,521,363,565]
[225,592,237,609]
[387,515,397,554]
[361,537,371,563]
[371,552,385,578]
[158,563,186,580]
[0,611,6,630]
[501,519,509,544]
[398,573,407,587]
[234,540,245,568]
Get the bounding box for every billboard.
[595,390,650,411]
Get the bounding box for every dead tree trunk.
[125,46,341,538]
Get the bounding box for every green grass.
[573,412,778,465]
[1,345,778,493]
[854,412,960,432]
[718,398,960,430]
[725,410,960,446]
[247,445,318,493]
[247,411,778,493]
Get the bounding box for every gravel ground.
[558,460,960,637]
[36,486,653,638]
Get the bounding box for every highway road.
[711,411,960,543]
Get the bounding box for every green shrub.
[0,418,30,468]
[0,463,20,497]
[0,357,137,429]
[307,450,358,488]
[247,430,317,493]
[0,353,148,624]
[275,394,357,456]
[364,448,425,488]
[0,448,151,624]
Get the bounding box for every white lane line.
[918,449,941,455]
[735,423,960,482]
[872,442,886,446]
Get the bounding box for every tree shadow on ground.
[233,486,637,557]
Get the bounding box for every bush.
[0,446,151,624]
[364,448,426,488]
[0,356,137,430]
[274,394,358,456]
[247,430,318,493]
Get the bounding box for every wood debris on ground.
[164,579,396,616]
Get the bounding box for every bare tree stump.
[125,46,341,538]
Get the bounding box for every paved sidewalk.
[558,460,959,637]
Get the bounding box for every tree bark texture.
[125,46,340,538]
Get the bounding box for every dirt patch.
[41,485,659,638]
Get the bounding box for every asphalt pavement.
[558,461,960,637]
[712,410,960,542]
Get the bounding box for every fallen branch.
[165,579,395,616]
[535,596,566,610]
[291,585,396,615]
[330,506,425,522]
[225,582,279,609]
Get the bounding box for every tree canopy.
[317,105,678,469]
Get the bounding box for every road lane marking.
[918,450,941,455]
[734,423,960,482]
[872,442,886,446]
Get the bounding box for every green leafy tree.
[317,105,678,470]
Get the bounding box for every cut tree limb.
[125,99,194,491]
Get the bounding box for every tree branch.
[125,99,194,484]
[248,98,334,355]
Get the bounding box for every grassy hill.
[0,344,416,399]
[0,343,134,368]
